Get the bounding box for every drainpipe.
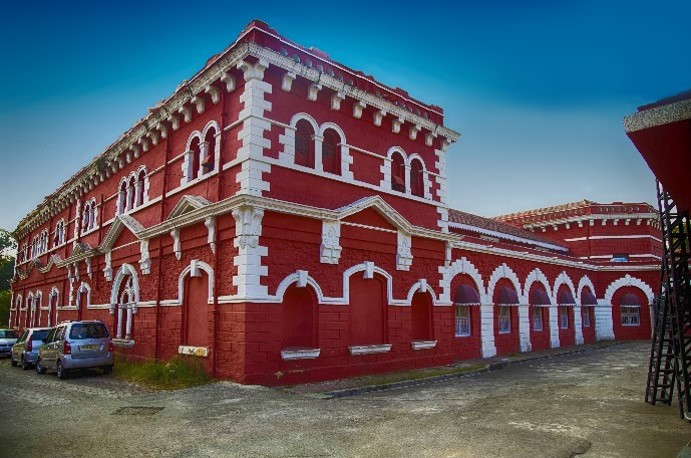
[154,125,172,360]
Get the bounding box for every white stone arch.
[604,274,654,304]
[289,112,320,133]
[278,112,321,167]
[181,130,204,184]
[444,257,486,304]
[523,268,553,300]
[405,279,439,306]
[407,153,432,199]
[552,271,577,303]
[76,282,91,309]
[23,292,33,311]
[275,271,326,304]
[110,264,140,307]
[342,261,396,305]
[184,130,204,151]
[177,260,215,305]
[381,146,409,192]
[317,121,352,179]
[577,275,597,302]
[201,119,221,138]
[487,263,522,303]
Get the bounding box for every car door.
[13,330,28,360]
[41,327,61,369]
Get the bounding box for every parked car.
[11,327,52,370]
[0,329,20,357]
[36,321,114,379]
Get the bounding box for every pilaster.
[480,303,497,358]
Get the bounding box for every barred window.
[559,306,569,329]
[455,305,471,337]
[621,306,640,326]
[498,306,511,334]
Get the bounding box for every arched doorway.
[411,291,434,342]
[282,284,318,349]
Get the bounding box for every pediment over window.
[336,196,413,234]
[167,195,212,220]
[99,215,145,252]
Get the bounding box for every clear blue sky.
[1,0,689,231]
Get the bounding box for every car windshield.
[32,330,50,341]
[69,323,109,340]
[0,330,19,338]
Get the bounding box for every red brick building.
[9,21,660,385]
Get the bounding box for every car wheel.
[35,358,46,374]
[56,360,68,379]
[102,365,113,375]
[10,353,17,367]
[21,355,30,370]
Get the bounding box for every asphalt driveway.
[0,341,687,457]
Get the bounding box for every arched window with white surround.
[295,119,315,169]
[201,124,218,175]
[321,128,341,175]
[390,151,406,193]
[110,264,140,344]
[410,158,424,197]
[47,287,59,327]
[81,199,97,233]
[54,219,66,247]
[184,135,201,183]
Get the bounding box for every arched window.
[454,283,480,337]
[410,158,424,197]
[135,168,147,208]
[187,137,201,182]
[390,152,405,192]
[201,127,217,175]
[54,220,65,247]
[118,180,127,214]
[295,120,315,168]
[81,199,97,233]
[321,129,341,175]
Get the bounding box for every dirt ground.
[0,341,688,457]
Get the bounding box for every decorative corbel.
[205,217,216,254]
[237,58,268,81]
[353,101,366,119]
[170,229,182,260]
[179,106,192,123]
[392,117,404,134]
[140,137,150,153]
[191,95,206,115]
[373,110,387,127]
[205,85,220,104]
[169,114,181,131]
[221,72,236,92]
[363,261,375,279]
[331,92,345,110]
[409,125,421,140]
[308,83,322,101]
[425,132,436,147]
[282,72,296,92]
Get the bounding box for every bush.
[114,355,212,390]
[0,290,11,327]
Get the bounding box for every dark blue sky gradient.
[1,0,689,230]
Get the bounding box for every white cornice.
[522,213,658,229]
[447,222,567,252]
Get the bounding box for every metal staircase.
[646,181,691,418]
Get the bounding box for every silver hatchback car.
[36,320,114,379]
[11,327,52,370]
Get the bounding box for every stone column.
[549,306,560,348]
[480,303,497,358]
[518,303,531,352]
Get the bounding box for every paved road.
[0,341,688,457]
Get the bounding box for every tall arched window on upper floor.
[135,168,146,208]
[81,199,97,233]
[201,126,217,175]
[410,158,424,197]
[186,137,201,182]
[321,129,341,175]
[54,219,66,247]
[295,120,315,169]
[390,152,406,193]
[118,180,127,214]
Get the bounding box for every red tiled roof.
[448,209,567,250]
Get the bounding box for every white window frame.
[621,305,640,326]
[455,305,471,337]
[498,306,511,334]
[532,307,543,331]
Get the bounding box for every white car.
[0,329,20,357]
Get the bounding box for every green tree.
[0,228,17,326]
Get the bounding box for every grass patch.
[114,355,212,390]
